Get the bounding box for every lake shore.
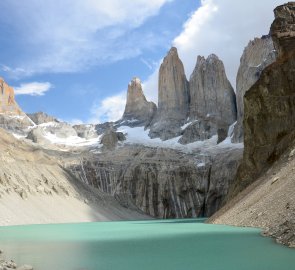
[0,249,33,270]
[208,146,295,248]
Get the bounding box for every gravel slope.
[0,128,148,226]
[209,144,295,247]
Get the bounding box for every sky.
[0,0,285,124]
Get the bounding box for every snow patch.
[43,132,102,147]
[181,121,194,130]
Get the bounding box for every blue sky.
[0,0,285,124]
[0,0,198,123]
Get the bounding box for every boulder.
[100,129,125,150]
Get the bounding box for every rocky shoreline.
[262,220,295,248]
[0,250,33,270]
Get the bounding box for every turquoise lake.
[0,219,294,270]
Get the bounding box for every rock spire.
[149,47,189,140]
[120,77,156,127]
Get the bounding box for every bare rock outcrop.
[0,78,34,134]
[100,129,125,150]
[271,2,295,58]
[0,78,22,115]
[26,122,78,145]
[230,2,295,196]
[27,111,59,125]
[178,119,219,144]
[189,54,237,126]
[118,77,156,127]
[68,145,242,218]
[149,47,189,140]
[232,36,277,143]
[73,124,98,139]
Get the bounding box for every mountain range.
[0,2,294,247]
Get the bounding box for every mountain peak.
[0,77,23,115]
[118,77,156,127]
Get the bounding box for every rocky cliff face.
[0,78,22,115]
[232,36,277,143]
[230,2,295,195]
[118,77,156,127]
[149,47,189,140]
[271,2,295,58]
[68,145,242,218]
[189,54,236,126]
[0,78,34,134]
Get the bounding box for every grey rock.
[271,2,295,58]
[73,124,98,139]
[178,120,218,144]
[95,122,114,135]
[232,36,276,143]
[68,145,242,218]
[100,129,125,150]
[26,122,78,144]
[263,219,295,248]
[1,260,17,269]
[179,117,228,145]
[116,132,126,142]
[230,3,295,196]
[27,112,59,125]
[118,77,157,127]
[217,127,228,144]
[0,114,34,136]
[149,47,189,140]
[26,127,50,144]
[189,54,236,126]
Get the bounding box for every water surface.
[0,219,294,270]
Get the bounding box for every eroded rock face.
[232,36,276,143]
[0,78,22,115]
[230,2,295,195]
[149,47,189,140]
[27,112,59,125]
[68,145,242,218]
[189,54,236,126]
[119,77,156,127]
[271,2,295,58]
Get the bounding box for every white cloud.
[79,0,286,122]
[172,0,285,87]
[14,82,52,96]
[1,0,172,77]
[89,92,126,124]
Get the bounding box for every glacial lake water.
[0,219,294,270]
